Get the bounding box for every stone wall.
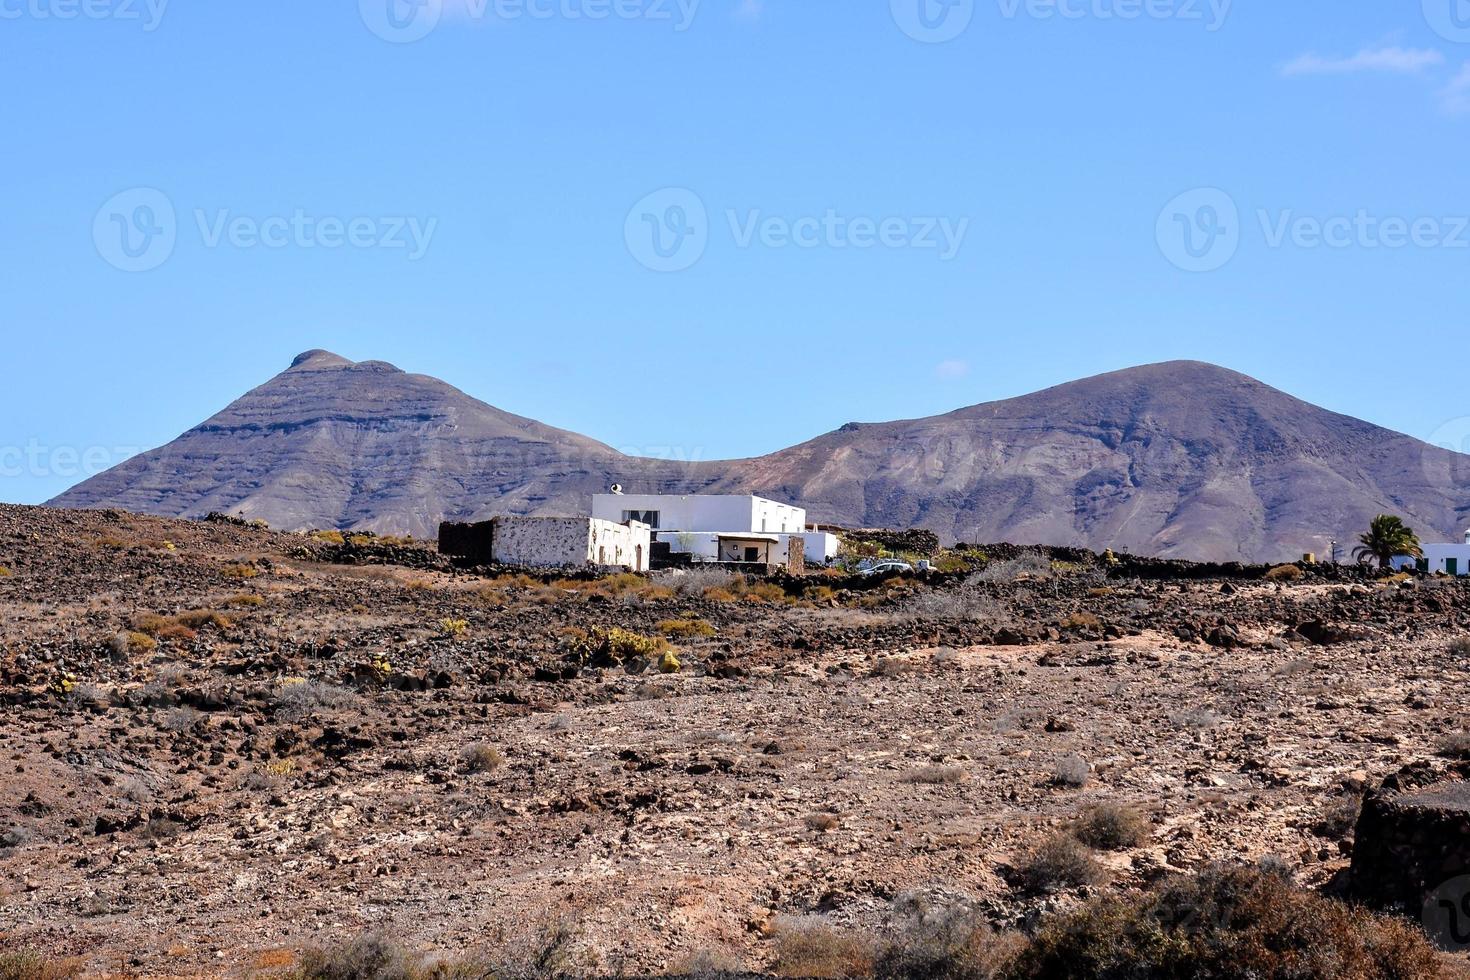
[1350,760,1470,949]
[490,517,649,572]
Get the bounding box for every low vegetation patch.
[1060,611,1102,631]
[0,566,12,578]
[1069,803,1151,851]
[1050,754,1090,789]
[460,743,505,772]
[901,765,966,785]
[439,618,469,638]
[771,917,874,979]
[221,563,260,580]
[1437,731,1470,760]
[1014,834,1107,894]
[0,948,82,980]
[272,679,353,721]
[656,617,716,639]
[175,609,233,631]
[1449,635,1470,658]
[1008,864,1444,980]
[562,626,674,668]
[224,593,265,607]
[1265,563,1305,582]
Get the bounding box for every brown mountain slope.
[49,353,1470,561]
[702,360,1470,562]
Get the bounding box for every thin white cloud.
[733,0,763,22]
[1281,46,1445,77]
[935,360,970,380]
[1442,63,1470,114]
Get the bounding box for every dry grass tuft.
[1069,803,1151,851]
[1009,864,1445,980]
[460,743,505,772]
[1014,834,1108,894]
[656,618,717,640]
[771,917,874,979]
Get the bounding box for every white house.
[1423,530,1470,576]
[591,491,839,565]
[490,516,650,572]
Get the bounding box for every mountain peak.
[289,349,353,370]
[286,350,405,375]
[48,353,1470,563]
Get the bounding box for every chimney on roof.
[610,484,624,495]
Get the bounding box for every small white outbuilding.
[490,517,650,572]
[1422,530,1470,576]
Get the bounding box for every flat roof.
[715,533,780,542]
[594,493,802,507]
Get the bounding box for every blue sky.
[3,0,1470,503]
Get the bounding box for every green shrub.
[563,627,673,668]
[656,618,716,639]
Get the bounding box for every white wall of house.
[1423,543,1470,576]
[492,517,650,571]
[593,494,806,535]
[656,530,836,565]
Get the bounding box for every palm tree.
[1352,515,1422,570]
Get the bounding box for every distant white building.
[1423,530,1470,576]
[490,516,650,572]
[591,491,839,565]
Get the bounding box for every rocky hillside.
[49,352,1470,562]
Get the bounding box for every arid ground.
[2,505,1469,977]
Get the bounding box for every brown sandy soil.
[2,504,1469,977]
